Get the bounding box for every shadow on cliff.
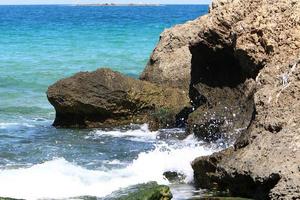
[181,36,263,142]
[187,35,283,199]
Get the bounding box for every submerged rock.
[47,68,189,130]
[105,182,172,200]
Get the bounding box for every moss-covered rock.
[198,198,253,200]
[105,182,172,200]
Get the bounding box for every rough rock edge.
[186,0,300,199]
[140,0,300,198]
[47,68,190,130]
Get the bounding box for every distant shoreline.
[0,4,209,6]
[76,3,161,7]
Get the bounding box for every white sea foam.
[0,127,218,200]
[0,122,35,129]
[86,124,158,141]
[104,159,126,165]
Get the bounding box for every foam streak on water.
[0,126,216,200]
[0,122,35,129]
[86,124,158,142]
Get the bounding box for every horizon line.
[0,3,210,5]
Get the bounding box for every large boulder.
[47,68,189,130]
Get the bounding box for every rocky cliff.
[141,0,300,199]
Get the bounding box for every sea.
[0,4,223,199]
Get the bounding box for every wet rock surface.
[105,182,172,200]
[187,81,255,142]
[192,147,283,199]
[193,1,300,199]
[47,68,189,130]
[141,0,300,198]
[197,198,252,200]
[163,171,186,184]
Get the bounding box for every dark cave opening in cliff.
[191,44,248,88]
[176,42,263,134]
[184,42,262,144]
[189,43,261,106]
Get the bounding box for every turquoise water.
[0,5,213,199]
[0,5,208,119]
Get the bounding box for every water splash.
[0,126,218,200]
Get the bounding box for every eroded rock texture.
[186,81,255,142]
[142,0,300,199]
[47,68,189,130]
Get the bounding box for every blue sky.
[0,0,212,5]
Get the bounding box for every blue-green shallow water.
[0,5,217,199]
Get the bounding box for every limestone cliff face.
[141,0,300,90]
[142,0,300,199]
[140,0,274,89]
[140,18,202,89]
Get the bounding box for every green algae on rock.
[105,182,172,200]
[197,197,253,200]
[47,68,189,130]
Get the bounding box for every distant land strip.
[76,3,161,6]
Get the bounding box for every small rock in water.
[163,171,186,183]
[157,128,189,140]
[198,197,253,200]
[105,182,172,200]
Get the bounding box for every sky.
[0,0,212,5]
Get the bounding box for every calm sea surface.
[0,5,214,199]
